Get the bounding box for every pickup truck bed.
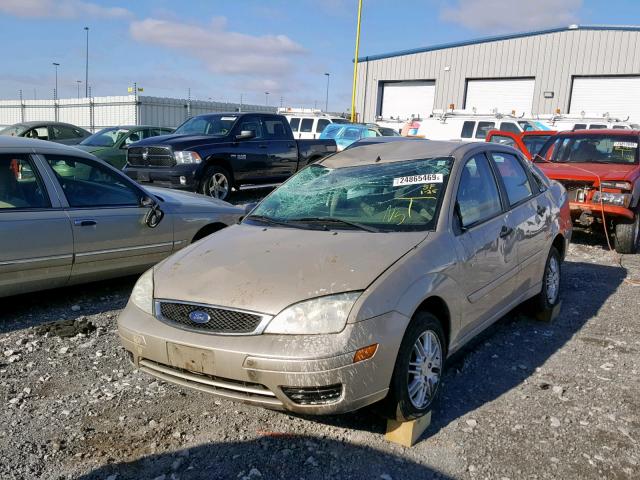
[124,113,337,200]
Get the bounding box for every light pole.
[265,91,270,106]
[76,80,82,99]
[350,0,363,122]
[84,26,89,97]
[324,73,330,112]
[52,62,60,99]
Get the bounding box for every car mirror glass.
[144,203,164,228]
[235,130,255,140]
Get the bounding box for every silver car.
[0,136,242,298]
[118,140,571,421]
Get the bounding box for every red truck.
[534,130,640,253]
[486,130,557,160]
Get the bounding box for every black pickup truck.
[123,112,337,200]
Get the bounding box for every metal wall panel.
[357,28,640,123]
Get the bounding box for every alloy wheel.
[546,255,560,305]
[206,172,229,199]
[407,330,443,409]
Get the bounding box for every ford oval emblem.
[189,310,210,324]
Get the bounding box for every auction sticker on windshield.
[393,174,443,187]
[613,141,638,148]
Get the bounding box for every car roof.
[10,121,82,128]
[0,135,97,158]
[559,129,640,136]
[321,140,501,168]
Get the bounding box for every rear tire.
[614,209,639,254]
[530,246,561,316]
[200,165,232,201]
[382,312,445,421]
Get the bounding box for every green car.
[75,126,174,169]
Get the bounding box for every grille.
[127,146,175,167]
[158,301,263,334]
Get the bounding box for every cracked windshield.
[248,157,453,232]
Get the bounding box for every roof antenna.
[375,155,382,163]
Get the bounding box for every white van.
[537,114,638,131]
[411,111,544,141]
[283,113,350,139]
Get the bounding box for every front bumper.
[569,201,635,221]
[124,164,200,191]
[117,302,410,414]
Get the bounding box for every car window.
[0,155,49,209]
[522,135,553,156]
[236,116,264,140]
[491,152,533,206]
[475,122,495,139]
[589,124,606,130]
[500,122,521,134]
[573,124,587,130]
[263,117,289,139]
[300,119,314,133]
[289,118,301,132]
[342,128,362,140]
[488,135,516,147]
[25,127,49,140]
[316,119,330,133]
[613,125,627,130]
[51,125,80,140]
[547,134,638,164]
[45,155,140,208]
[456,154,503,228]
[124,130,144,145]
[461,121,475,138]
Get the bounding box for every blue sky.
[0,0,639,111]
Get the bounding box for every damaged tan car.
[118,140,571,421]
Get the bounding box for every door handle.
[74,219,97,227]
[499,225,514,238]
[536,205,547,216]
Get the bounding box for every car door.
[451,152,519,341]
[231,115,270,183]
[40,153,174,283]
[489,150,551,291]
[263,116,298,179]
[0,153,74,296]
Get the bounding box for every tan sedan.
[118,140,572,421]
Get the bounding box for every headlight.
[174,151,202,164]
[264,292,362,335]
[601,181,632,191]
[130,268,154,315]
[592,191,632,207]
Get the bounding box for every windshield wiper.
[290,217,383,233]
[244,215,308,229]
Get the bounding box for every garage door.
[380,81,435,120]
[570,76,640,123]
[465,79,535,115]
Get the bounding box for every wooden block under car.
[535,300,562,323]
[385,411,432,447]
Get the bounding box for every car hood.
[130,133,228,150]
[540,162,638,183]
[144,186,241,212]
[74,145,108,155]
[153,224,427,315]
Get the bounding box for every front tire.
[200,165,232,201]
[614,208,639,254]
[383,312,445,421]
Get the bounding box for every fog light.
[281,384,343,405]
[353,343,378,363]
[179,176,187,185]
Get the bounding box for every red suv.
[536,130,640,253]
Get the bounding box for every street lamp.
[52,62,60,100]
[324,73,330,112]
[76,80,82,99]
[265,91,270,106]
[84,26,89,97]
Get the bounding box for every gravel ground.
[1,223,639,479]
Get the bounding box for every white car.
[285,114,349,140]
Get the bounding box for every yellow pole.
[350,0,363,123]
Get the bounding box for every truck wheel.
[530,246,562,316]
[382,312,445,422]
[200,165,231,201]
[614,209,640,254]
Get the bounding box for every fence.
[0,95,277,132]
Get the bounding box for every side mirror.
[235,130,256,140]
[243,202,258,214]
[141,196,165,228]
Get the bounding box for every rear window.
[545,135,639,164]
